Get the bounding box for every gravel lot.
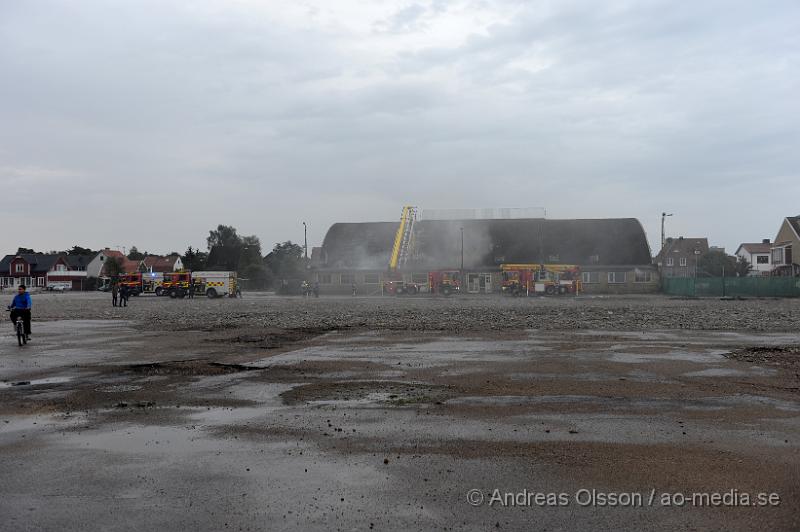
[2,291,799,531]
[26,290,800,332]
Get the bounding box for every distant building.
[0,253,87,290]
[735,240,772,276]
[314,217,659,294]
[654,237,709,278]
[771,216,800,276]
[141,254,183,273]
[86,248,140,278]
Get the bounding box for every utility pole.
[302,222,308,260]
[661,212,673,250]
[460,227,464,272]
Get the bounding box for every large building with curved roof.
[312,217,658,294]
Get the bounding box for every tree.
[239,235,263,268]
[105,257,124,277]
[735,256,752,277]
[128,246,145,260]
[697,251,738,277]
[16,247,36,254]
[67,245,94,256]
[264,241,304,279]
[182,246,208,271]
[240,263,273,290]
[207,225,241,250]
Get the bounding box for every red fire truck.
[500,264,581,296]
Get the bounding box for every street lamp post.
[460,227,464,272]
[661,212,673,250]
[302,222,308,260]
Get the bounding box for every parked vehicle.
[165,271,238,298]
[500,264,581,296]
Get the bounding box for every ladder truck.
[383,206,420,295]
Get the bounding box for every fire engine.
[162,271,239,298]
[500,264,581,296]
[428,270,461,295]
[118,272,164,296]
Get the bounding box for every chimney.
[762,239,770,244]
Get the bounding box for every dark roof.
[319,218,653,270]
[736,243,771,254]
[655,237,709,263]
[787,216,800,238]
[0,253,66,273]
[66,254,93,269]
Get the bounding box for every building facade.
[654,237,709,278]
[735,240,772,276]
[771,216,800,276]
[313,217,659,295]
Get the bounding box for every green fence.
[663,277,800,297]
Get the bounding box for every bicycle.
[6,309,26,346]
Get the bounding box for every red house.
[0,253,86,290]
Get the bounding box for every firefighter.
[111,282,119,307]
[188,280,195,299]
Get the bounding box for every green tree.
[207,225,242,250]
[128,246,145,260]
[697,251,738,277]
[182,246,208,271]
[239,235,263,268]
[264,241,304,278]
[105,257,124,277]
[67,245,94,256]
[16,247,36,254]
[735,256,752,277]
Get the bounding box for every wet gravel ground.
[1,292,799,531]
[27,291,800,332]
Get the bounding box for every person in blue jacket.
[8,284,32,340]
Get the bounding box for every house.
[86,248,140,278]
[141,254,183,273]
[734,240,772,276]
[0,253,86,290]
[654,237,709,278]
[313,217,659,294]
[771,216,800,276]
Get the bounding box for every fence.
[663,277,800,297]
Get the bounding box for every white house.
[735,240,772,276]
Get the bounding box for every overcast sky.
[1,0,798,257]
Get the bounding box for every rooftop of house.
[654,237,710,264]
[0,253,67,273]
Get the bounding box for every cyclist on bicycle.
[8,284,32,341]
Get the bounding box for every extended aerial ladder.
[389,206,417,270]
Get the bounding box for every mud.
[1,293,799,531]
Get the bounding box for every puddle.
[0,376,74,388]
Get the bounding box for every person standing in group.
[111,282,119,307]
[188,281,195,299]
[119,284,129,307]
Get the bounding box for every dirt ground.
[1,292,799,531]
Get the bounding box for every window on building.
[363,273,379,284]
[756,255,769,264]
[634,270,653,283]
[589,255,600,264]
[55,264,66,271]
[581,272,599,284]
[772,248,784,265]
[547,255,560,262]
[666,258,674,266]
[608,272,627,284]
[786,246,793,265]
[319,274,332,284]
[340,273,355,284]
[412,273,428,284]
[679,257,687,267]
[15,263,24,273]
